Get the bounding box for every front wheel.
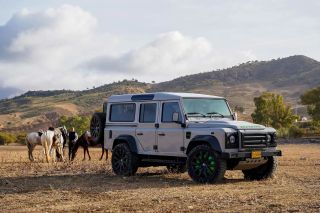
[187,145,226,183]
[242,156,278,180]
[112,143,138,176]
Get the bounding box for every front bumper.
[221,150,282,159]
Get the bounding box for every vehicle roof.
[108,92,224,102]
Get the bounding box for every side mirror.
[233,112,238,121]
[172,112,179,122]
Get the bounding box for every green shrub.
[16,132,27,145]
[277,128,289,138]
[288,126,305,138]
[58,115,91,135]
[0,132,16,145]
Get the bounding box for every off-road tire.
[167,164,187,173]
[242,156,278,180]
[90,112,106,145]
[187,145,226,183]
[112,143,138,176]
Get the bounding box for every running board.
[139,155,186,165]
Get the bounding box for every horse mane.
[58,127,67,146]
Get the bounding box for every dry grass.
[0,144,320,212]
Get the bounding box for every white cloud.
[0,5,120,91]
[84,31,256,82]
[0,5,257,95]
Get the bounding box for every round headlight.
[229,135,236,144]
[266,134,272,143]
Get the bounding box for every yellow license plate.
[251,150,262,159]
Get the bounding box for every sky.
[0,0,319,97]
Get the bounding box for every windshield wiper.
[206,112,225,118]
[186,112,206,117]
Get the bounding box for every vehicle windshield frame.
[182,97,233,120]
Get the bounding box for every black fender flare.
[113,135,138,153]
[187,135,222,154]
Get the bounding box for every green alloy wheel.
[187,145,226,183]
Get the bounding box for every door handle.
[137,132,143,136]
[158,133,166,136]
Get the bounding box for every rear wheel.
[187,145,226,183]
[167,164,187,173]
[242,156,278,180]
[90,112,106,145]
[112,143,138,176]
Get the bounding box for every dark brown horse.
[70,131,108,161]
[71,131,92,161]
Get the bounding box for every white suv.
[90,92,281,183]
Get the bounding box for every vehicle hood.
[187,120,266,130]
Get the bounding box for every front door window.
[162,102,182,123]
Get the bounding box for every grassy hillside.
[0,81,149,131]
[0,55,319,131]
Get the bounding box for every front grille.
[241,133,267,148]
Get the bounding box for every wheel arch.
[186,135,222,154]
[112,135,138,153]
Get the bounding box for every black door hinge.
[153,145,158,150]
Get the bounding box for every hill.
[0,81,149,131]
[1,55,319,131]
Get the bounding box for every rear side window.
[139,103,157,123]
[162,102,182,122]
[110,103,136,122]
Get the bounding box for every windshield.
[183,98,232,120]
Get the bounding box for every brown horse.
[70,131,108,161]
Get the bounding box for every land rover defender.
[90,92,281,183]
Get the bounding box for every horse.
[71,131,109,161]
[26,126,68,162]
[100,145,108,161]
[26,130,44,161]
[56,126,68,161]
[70,131,92,161]
[41,127,66,163]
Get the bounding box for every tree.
[251,92,298,129]
[301,87,320,121]
[58,115,91,135]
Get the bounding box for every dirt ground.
[0,144,320,212]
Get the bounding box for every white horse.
[41,128,65,163]
[26,130,44,161]
[26,126,67,162]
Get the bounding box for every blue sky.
[0,0,319,94]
